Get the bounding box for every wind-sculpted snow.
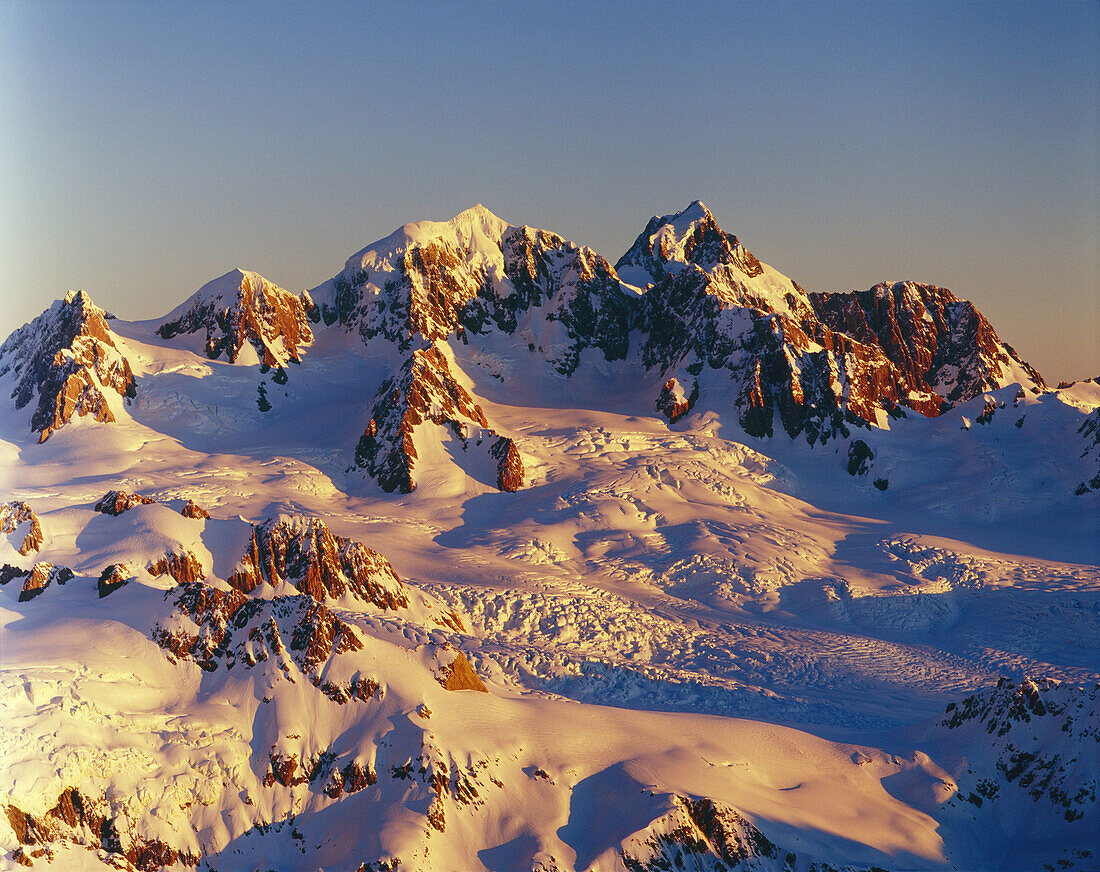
[0,290,136,441]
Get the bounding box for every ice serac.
[811,281,1046,407]
[226,514,408,608]
[355,344,523,493]
[157,269,314,367]
[0,290,136,442]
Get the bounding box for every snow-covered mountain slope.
[1,204,1096,872]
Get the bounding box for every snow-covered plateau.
[0,203,1096,872]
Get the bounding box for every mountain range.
[1,202,1096,872]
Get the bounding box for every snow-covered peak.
[160,268,291,323]
[0,286,136,441]
[651,198,716,248]
[615,201,810,319]
[157,269,314,366]
[342,205,512,277]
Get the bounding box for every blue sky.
[2,0,1096,379]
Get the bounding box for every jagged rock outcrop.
[147,550,205,584]
[0,290,136,441]
[1075,406,1100,495]
[847,439,874,476]
[490,436,524,492]
[439,652,488,693]
[355,345,503,493]
[811,281,1045,406]
[226,515,407,608]
[620,796,784,871]
[655,376,699,423]
[4,787,197,872]
[475,225,633,375]
[154,583,379,703]
[157,269,314,367]
[97,563,132,597]
[620,202,1045,444]
[0,561,73,601]
[0,501,43,554]
[179,499,210,519]
[94,490,156,515]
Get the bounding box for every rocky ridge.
[926,678,1099,870]
[0,290,136,442]
[0,562,73,602]
[0,502,43,555]
[226,515,408,608]
[355,345,524,493]
[622,203,1043,442]
[811,281,1046,407]
[1,204,1054,485]
[157,269,315,368]
[94,490,156,516]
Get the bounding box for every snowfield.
[0,204,1097,872]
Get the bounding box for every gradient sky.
[2,1,1096,380]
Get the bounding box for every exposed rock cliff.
[226,515,408,609]
[154,583,378,704]
[0,290,136,441]
[622,202,1044,443]
[0,501,43,555]
[97,563,133,598]
[157,269,314,367]
[355,345,523,493]
[94,490,156,516]
[0,561,73,601]
[147,550,205,585]
[811,281,1045,406]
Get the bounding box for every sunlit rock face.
[157,269,315,367]
[0,502,43,555]
[810,281,1045,406]
[226,514,407,609]
[0,290,136,441]
[620,202,1043,443]
[94,490,156,516]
